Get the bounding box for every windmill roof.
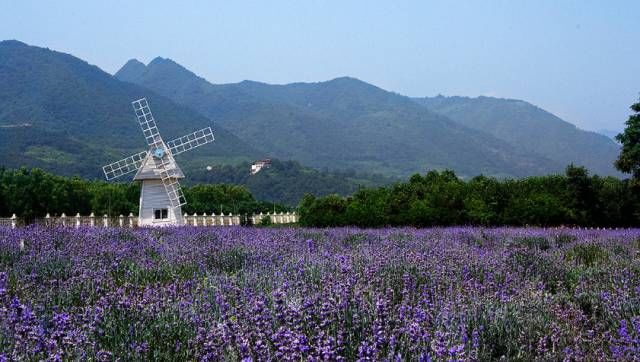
[133,149,185,180]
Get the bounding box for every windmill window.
[154,208,169,220]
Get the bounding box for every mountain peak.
[0,39,29,48]
[147,56,187,71]
[114,58,147,82]
[329,76,361,82]
[148,56,173,66]
[124,58,145,67]
[325,76,369,87]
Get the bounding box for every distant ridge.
[597,129,621,142]
[116,58,562,178]
[415,95,621,176]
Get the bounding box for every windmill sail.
[102,150,148,180]
[166,127,215,156]
[102,97,215,225]
[132,98,163,148]
[132,98,186,208]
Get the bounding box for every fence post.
[128,213,134,228]
[191,212,197,226]
[75,213,81,228]
[103,214,109,227]
[90,213,95,227]
[11,214,17,229]
[202,212,207,226]
[45,213,51,227]
[119,214,124,227]
[183,213,188,225]
[61,213,67,227]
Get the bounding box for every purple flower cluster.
[0,226,639,360]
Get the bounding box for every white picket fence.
[0,215,17,228]
[0,211,298,229]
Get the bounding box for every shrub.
[565,244,609,267]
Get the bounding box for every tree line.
[298,96,640,228]
[298,165,639,227]
[185,159,394,205]
[0,168,289,221]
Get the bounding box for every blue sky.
[0,0,638,132]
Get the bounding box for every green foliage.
[515,236,551,251]
[111,260,200,287]
[96,307,197,360]
[187,158,393,206]
[298,194,348,227]
[565,244,609,267]
[344,188,389,227]
[299,168,640,227]
[206,246,249,274]
[615,97,640,185]
[259,215,272,226]
[0,167,291,218]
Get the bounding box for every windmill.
[102,98,215,226]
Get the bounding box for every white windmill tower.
[102,98,215,226]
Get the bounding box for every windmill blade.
[131,97,189,209]
[152,154,187,208]
[162,176,187,208]
[132,98,164,147]
[166,127,215,156]
[102,151,148,180]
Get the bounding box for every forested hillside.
[185,159,394,205]
[116,57,561,178]
[0,40,259,179]
[415,95,621,176]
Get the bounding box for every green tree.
[344,188,389,227]
[565,164,597,224]
[615,97,640,185]
[298,194,348,227]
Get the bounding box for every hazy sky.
[1,1,638,132]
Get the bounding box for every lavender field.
[0,226,639,360]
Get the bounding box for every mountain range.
[0,40,392,204]
[414,96,621,176]
[116,56,620,177]
[116,58,556,178]
[0,40,623,199]
[0,40,258,178]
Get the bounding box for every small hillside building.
[250,159,272,175]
